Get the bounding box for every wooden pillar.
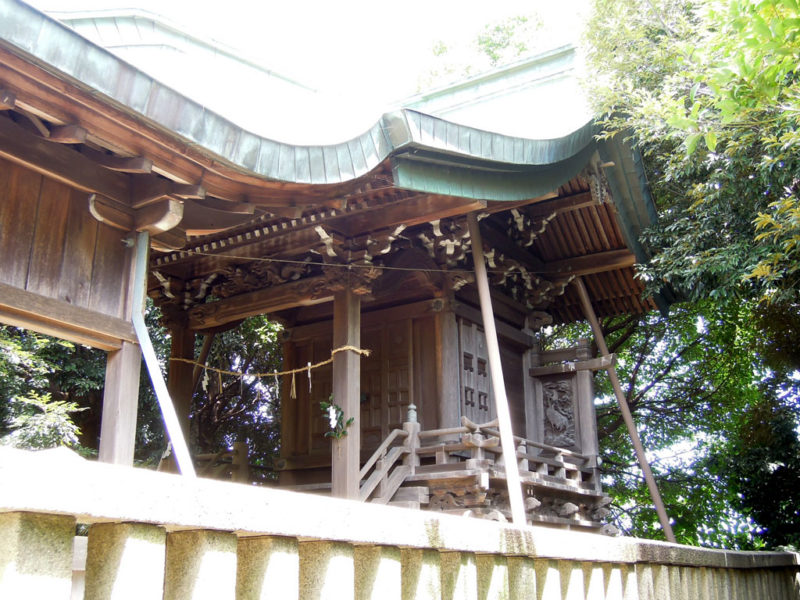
[436,307,461,429]
[167,326,196,444]
[331,288,361,499]
[99,236,140,466]
[99,341,142,464]
[467,212,526,526]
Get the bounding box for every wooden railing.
[1,446,798,600]
[358,428,410,502]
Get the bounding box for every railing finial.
[406,403,417,424]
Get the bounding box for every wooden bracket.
[89,193,184,234]
[131,176,205,209]
[48,124,87,144]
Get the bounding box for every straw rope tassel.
[290,372,296,399]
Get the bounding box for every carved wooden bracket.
[88,193,183,234]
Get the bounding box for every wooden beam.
[187,275,332,330]
[331,288,361,500]
[99,340,141,465]
[0,282,136,350]
[0,113,130,203]
[528,354,615,377]
[573,277,676,542]
[80,147,153,173]
[540,249,635,277]
[527,191,597,218]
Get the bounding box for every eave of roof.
[0,0,604,202]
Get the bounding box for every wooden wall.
[0,157,134,349]
[277,300,532,484]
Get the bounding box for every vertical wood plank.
[25,177,70,298]
[89,222,129,317]
[331,289,361,499]
[0,161,41,288]
[57,186,98,308]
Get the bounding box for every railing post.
[403,404,420,474]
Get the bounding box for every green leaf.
[705,131,718,152]
[686,132,702,155]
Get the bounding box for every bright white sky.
[26,0,590,142]
[28,0,587,100]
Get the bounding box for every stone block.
[354,545,401,600]
[299,540,354,600]
[163,529,237,600]
[0,511,75,599]
[237,535,299,600]
[440,551,477,600]
[507,557,535,600]
[402,548,441,600]
[84,522,166,600]
[476,554,508,600]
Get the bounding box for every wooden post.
[573,277,676,542]
[466,213,526,526]
[331,288,361,499]
[98,341,141,464]
[99,233,140,466]
[167,326,196,443]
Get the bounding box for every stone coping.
[0,447,797,571]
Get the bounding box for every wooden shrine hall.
[0,0,663,534]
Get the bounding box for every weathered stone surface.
[237,535,299,600]
[0,511,74,599]
[84,522,166,600]
[508,556,535,600]
[440,551,477,600]
[299,540,354,600]
[163,529,237,600]
[476,554,508,600]
[354,545,401,600]
[402,548,441,600]
[535,559,561,600]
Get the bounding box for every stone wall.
[1,447,798,599]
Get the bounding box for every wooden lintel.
[529,354,615,377]
[0,114,130,203]
[80,147,153,173]
[0,282,136,350]
[0,88,16,110]
[540,249,635,277]
[452,301,533,348]
[48,124,87,144]
[187,275,332,330]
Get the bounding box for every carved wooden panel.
[458,318,495,424]
[541,377,577,448]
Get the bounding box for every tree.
[585,0,800,304]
